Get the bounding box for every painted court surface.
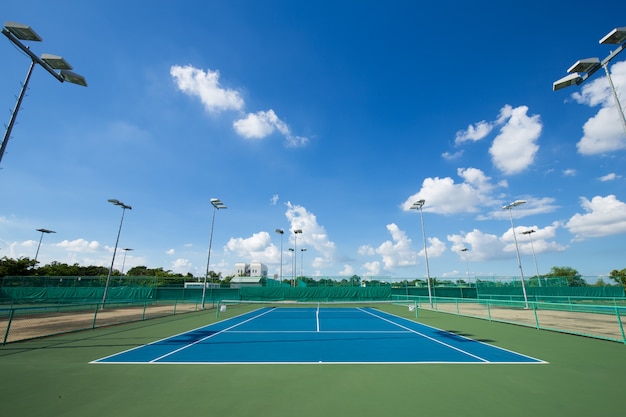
[92,307,545,364]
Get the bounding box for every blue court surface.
[92,307,547,364]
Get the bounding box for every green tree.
[0,256,37,277]
[609,269,626,287]
[349,275,361,286]
[545,266,586,287]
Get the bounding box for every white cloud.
[419,237,446,258]
[171,258,193,274]
[233,110,309,146]
[489,105,542,175]
[233,110,287,139]
[565,195,626,240]
[447,222,565,263]
[442,150,464,160]
[570,61,626,155]
[170,65,244,113]
[362,261,381,276]
[455,120,494,144]
[599,173,619,182]
[165,248,175,255]
[563,169,576,176]
[285,135,309,148]
[225,231,279,264]
[285,202,336,265]
[171,64,308,147]
[56,239,100,252]
[401,167,505,214]
[375,223,417,270]
[358,245,375,256]
[270,194,280,205]
[338,264,355,276]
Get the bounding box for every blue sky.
[1,1,626,282]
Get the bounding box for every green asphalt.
[1,305,624,417]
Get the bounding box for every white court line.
[148,308,275,363]
[316,307,320,332]
[357,307,490,363]
[226,330,409,333]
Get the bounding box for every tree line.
[1,256,625,287]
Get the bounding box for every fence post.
[91,303,100,330]
[533,302,540,329]
[3,308,14,345]
[614,300,625,344]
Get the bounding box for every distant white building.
[249,262,268,277]
[234,262,268,278]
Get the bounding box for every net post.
[414,300,418,318]
[216,301,221,318]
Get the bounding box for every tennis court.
[2,302,625,417]
[92,305,545,364]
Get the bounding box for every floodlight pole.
[288,248,295,285]
[34,227,55,264]
[300,248,307,278]
[521,229,541,287]
[410,200,432,307]
[202,198,227,310]
[102,199,132,307]
[121,248,133,275]
[553,26,626,135]
[1,22,87,167]
[0,60,35,166]
[602,63,626,135]
[460,248,470,282]
[503,200,529,309]
[293,229,302,286]
[275,229,284,285]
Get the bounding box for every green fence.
[1,299,202,345]
[2,275,625,345]
[393,294,626,344]
[239,286,391,301]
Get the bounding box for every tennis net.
[215,299,418,318]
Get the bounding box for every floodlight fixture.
[553,73,583,91]
[567,58,600,74]
[502,200,526,210]
[107,199,132,210]
[4,21,42,41]
[210,198,227,209]
[41,53,73,70]
[599,27,626,45]
[60,70,88,86]
[411,199,425,210]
